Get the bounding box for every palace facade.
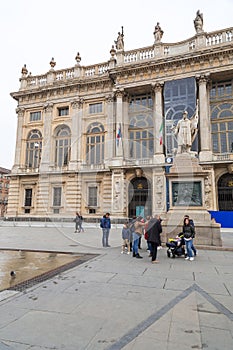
[0,167,10,217]
[7,11,233,224]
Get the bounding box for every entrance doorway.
[128,177,151,218]
[218,173,233,210]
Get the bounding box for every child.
[121,221,131,255]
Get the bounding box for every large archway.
[218,173,233,210]
[128,176,151,218]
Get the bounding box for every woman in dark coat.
[147,215,162,263]
[183,217,195,261]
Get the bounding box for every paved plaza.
[0,222,232,350]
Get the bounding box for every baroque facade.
[0,167,10,217]
[8,11,233,223]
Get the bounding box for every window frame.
[58,106,69,117]
[89,102,103,114]
[53,187,62,207]
[30,111,42,122]
[54,126,71,167]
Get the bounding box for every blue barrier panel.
[209,211,233,228]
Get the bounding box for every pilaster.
[104,94,114,166]
[69,98,83,171]
[115,89,124,158]
[197,74,213,161]
[112,169,125,216]
[12,108,25,173]
[152,83,165,163]
[40,103,53,172]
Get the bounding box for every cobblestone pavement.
[0,223,232,350]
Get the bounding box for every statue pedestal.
[163,153,222,246]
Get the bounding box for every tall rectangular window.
[88,186,97,206]
[30,111,41,122]
[24,189,32,207]
[89,103,102,114]
[53,187,62,206]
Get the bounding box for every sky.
[1,0,233,169]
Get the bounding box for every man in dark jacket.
[147,215,162,263]
[100,213,111,247]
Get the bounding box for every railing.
[213,153,233,161]
[81,163,105,170]
[19,27,233,90]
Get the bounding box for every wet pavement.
[0,222,232,350]
[0,249,96,292]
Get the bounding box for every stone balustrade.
[19,27,233,90]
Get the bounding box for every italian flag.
[159,121,163,145]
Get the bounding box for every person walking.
[100,213,111,247]
[74,212,83,233]
[132,216,145,258]
[183,217,195,261]
[147,215,162,263]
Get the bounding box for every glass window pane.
[220,133,227,152]
[220,123,226,131]
[212,134,219,152]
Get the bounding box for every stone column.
[115,89,124,158]
[69,98,83,171]
[105,94,114,166]
[198,75,212,161]
[153,83,165,163]
[12,108,25,173]
[40,103,53,172]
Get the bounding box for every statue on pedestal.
[172,103,199,154]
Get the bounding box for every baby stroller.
[166,234,186,258]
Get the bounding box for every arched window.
[55,125,71,167]
[86,122,105,164]
[25,129,42,168]
[210,101,233,154]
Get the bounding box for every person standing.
[100,213,111,247]
[183,217,195,261]
[184,215,197,256]
[121,221,131,254]
[144,215,152,256]
[147,215,162,263]
[132,216,145,258]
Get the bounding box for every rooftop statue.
[154,22,163,43]
[194,10,204,33]
[115,26,124,50]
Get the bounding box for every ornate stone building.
[0,167,10,217]
[8,11,233,227]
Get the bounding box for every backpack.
[100,217,105,228]
[128,220,135,233]
[189,219,195,227]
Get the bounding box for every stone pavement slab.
[0,224,232,349]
